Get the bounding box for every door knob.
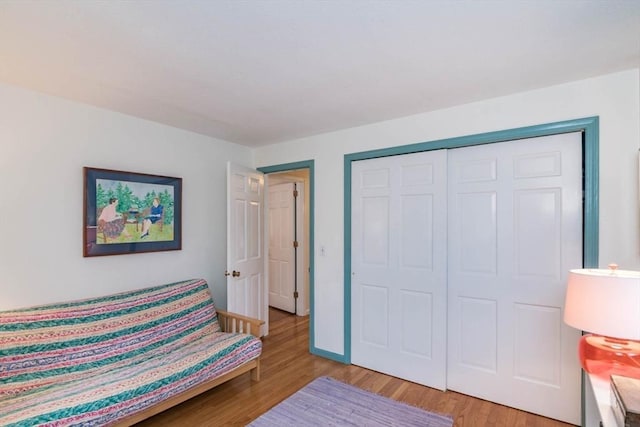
[225,270,241,277]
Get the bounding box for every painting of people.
[84,167,182,257]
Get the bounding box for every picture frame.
[83,167,182,257]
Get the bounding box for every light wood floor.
[138,308,576,427]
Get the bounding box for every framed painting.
[83,167,182,257]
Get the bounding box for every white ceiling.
[1,1,639,147]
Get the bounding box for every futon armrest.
[216,310,264,337]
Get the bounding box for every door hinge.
[293,240,299,248]
[294,291,299,299]
[293,189,299,198]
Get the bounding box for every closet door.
[447,133,582,424]
[351,150,448,390]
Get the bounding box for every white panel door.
[268,182,296,313]
[227,162,267,335]
[447,133,583,424]
[351,150,448,390]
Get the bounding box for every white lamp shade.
[564,268,640,340]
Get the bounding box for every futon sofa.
[0,278,263,426]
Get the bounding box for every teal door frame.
[343,116,599,365]
[258,160,324,356]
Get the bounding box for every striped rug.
[248,376,453,427]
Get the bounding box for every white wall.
[0,82,252,310]
[254,69,640,356]
[2,69,639,355]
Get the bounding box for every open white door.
[227,162,267,336]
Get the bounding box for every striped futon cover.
[0,278,262,426]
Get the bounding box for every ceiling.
[0,1,639,148]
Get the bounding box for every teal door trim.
[343,116,599,368]
[258,160,330,359]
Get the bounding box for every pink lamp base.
[579,334,640,380]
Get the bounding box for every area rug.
[247,376,453,426]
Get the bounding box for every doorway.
[258,160,316,352]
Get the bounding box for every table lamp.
[564,264,640,380]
